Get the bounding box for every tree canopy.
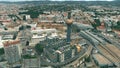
[35,43,44,55]
[22,54,37,59]
[0,48,4,55]
[113,21,120,30]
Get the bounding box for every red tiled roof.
[0,20,11,22]
[3,40,20,47]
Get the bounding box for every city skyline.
[0,1,120,68]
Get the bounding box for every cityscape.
[0,0,120,68]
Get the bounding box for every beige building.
[3,40,21,64]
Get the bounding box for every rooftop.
[73,22,93,29]
[3,40,20,47]
[93,54,111,65]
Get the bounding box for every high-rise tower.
[66,11,73,44]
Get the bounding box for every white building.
[25,15,31,20]
[31,28,57,35]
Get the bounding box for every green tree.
[113,21,120,30]
[26,25,31,29]
[117,21,120,25]
[22,54,36,59]
[0,48,4,55]
[91,23,98,29]
[35,43,44,55]
[19,25,24,30]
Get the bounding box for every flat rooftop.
[93,54,111,65]
[106,44,120,59]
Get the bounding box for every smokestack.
[66,11,73,44]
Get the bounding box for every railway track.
[105,44,120,60]
[98,44,120,64]
[80,31,120,66]
[83,31,120,62]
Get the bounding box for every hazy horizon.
[0,0,116,2]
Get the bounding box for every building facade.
[3,40,21,64]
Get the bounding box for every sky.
[0,0,116,2]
